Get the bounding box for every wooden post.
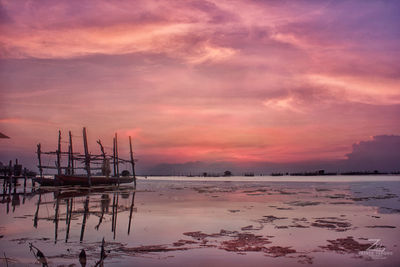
[68,131,74,175]
[36,143,43,186]
[83,127,91,186]
[97,140,106,159]
[67,149,71,175]
[97,139,108,177]
[57,130,62,175]
[115,133,119,178]
[129,136,136,186]
[113,137,116,177]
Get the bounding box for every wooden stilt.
[57,131,62,176]
[113,137,116,176]
[115,133,119,178]
[129,136,136,186]
[67,131,74,175]
[69,131,74,175]
[97,140,107,177]
[35,144,41,184]
[82,128,91,186]
[97,140,106,159]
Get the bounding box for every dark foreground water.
[0,176,399,266]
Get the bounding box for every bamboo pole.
[67,149,71,175]
[97,139,107,177]
[113,137,116,177]
[82,128,91,186]
[37,144,43,178]
[115,133,119,178]
[97,140,106,159]
[129,136,136,186]
[69,131,74,175]
[57,130,62,175]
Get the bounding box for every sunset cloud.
[1,0,399,170]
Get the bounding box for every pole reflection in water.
[1,182,138,265]
[128,191,136,235]
[34,192,41,228]
[12,185,20,212]
[54,197,59,244]
[23,177,26,204]
[95,194,110,230]
[80,195,90,243]
[65,198,73,243]
[112,192,119,240]
[7,181,11,214]
[27,185,138,244]
[111,192,116,233]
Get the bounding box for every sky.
[1,0,400,173]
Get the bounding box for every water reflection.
[1,177,137,244]
[2,176,35,214]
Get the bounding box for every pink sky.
[1,0,400,169]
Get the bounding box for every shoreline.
[136,175,400,183]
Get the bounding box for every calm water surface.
[1,176,399,266]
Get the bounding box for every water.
[1,176,399,266]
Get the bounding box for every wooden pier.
[35,127,137,187]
